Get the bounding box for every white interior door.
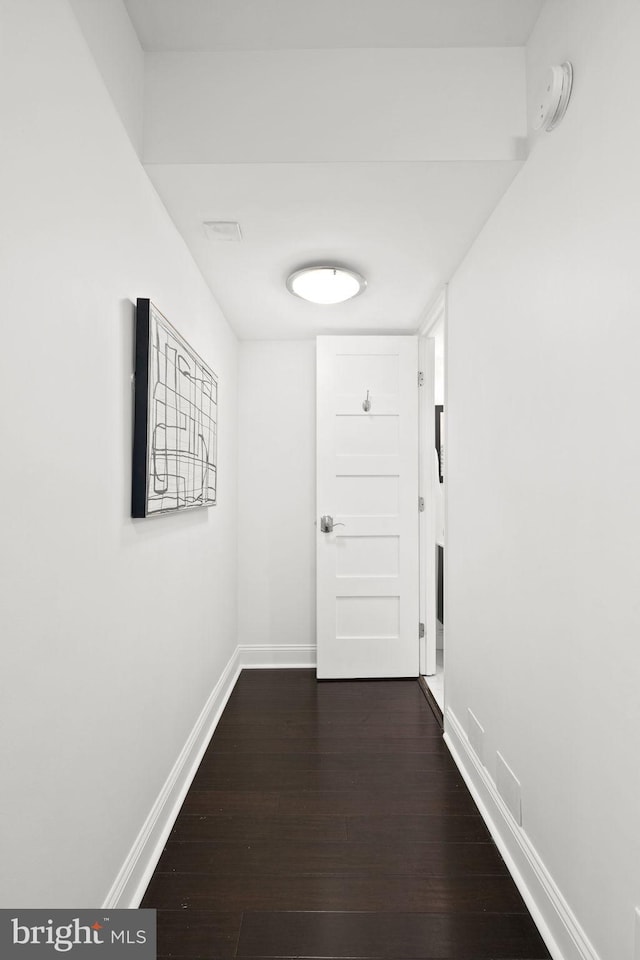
[316,336,419,679]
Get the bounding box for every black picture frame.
[132,298,218,518]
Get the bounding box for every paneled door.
[316,336,419,679]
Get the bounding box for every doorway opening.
[418,291,446,714]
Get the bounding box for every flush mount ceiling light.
[286,265,367,304]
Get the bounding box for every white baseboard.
[444,708,600,960]
[239,643,316,668]
[103,646,242,909]
[102,644,315,909]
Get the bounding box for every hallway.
[142,670,549,958]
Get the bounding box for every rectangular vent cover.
[203,220,242,241]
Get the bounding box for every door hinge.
[419,622,425,638]
[418,371,424,387]
[418,496,425,512]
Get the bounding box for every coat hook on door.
[362,389,371,413]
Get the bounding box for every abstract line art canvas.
[132,299,218,518]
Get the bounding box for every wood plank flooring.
[142,669,550,959]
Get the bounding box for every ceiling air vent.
[203,221,242,242]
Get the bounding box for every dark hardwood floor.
[142,669,550,959]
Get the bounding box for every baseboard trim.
[239,643,316,668]
[103,646,242,909]
[103,644,316,908]
[444,708,600,960]
[418,675,443,727]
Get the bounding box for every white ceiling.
[119,0,538,339]
[124,0,544,51]
[145,161,523,340]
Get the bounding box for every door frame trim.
[417,288,447,689]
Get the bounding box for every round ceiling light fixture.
[286,265,367,304]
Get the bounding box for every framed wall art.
[132,299,218,518]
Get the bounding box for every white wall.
[0,0,238,907]
[68,0,144,154]
[238,342,316,658]
[446,2,640,958]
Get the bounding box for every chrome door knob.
[320,515,345,533]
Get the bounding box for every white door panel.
[334,475,399,517]
[317,336,419,679]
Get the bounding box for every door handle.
[320,515,345,533]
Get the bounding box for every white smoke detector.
[533,62,573,132]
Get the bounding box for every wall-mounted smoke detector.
[533,62,573,132]
[203,221,242,242]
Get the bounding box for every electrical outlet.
[467,708,485,765]
[496,751,522,826]
[634,907,640,960]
